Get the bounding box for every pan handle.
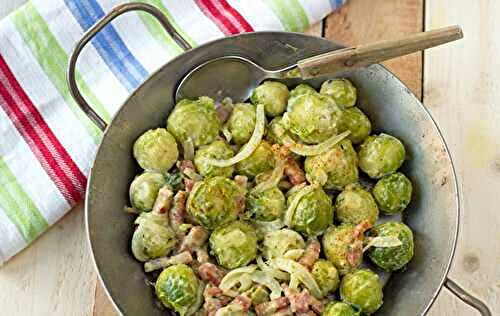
[444,278,492,316]
[67,2,192,131]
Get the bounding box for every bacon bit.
[206,286,224,297]
[198,262,226,286]
[204,285,232,316]
[234,175,248,189]
[170,191,187,233]
[233,294,252,311]
[184,178,195,192]
[282,284,320,314]
[255,296,289,316]
[179,226,209,253]
[177,159,195,172]
[274,307,294,316]
[296,311,316,316]
[152,186,173,214]
[309,297,326,314]
[194,245,209,264]
[347,220,372,267]
[144,251,192,273]
[284,157,306,185]
[298,239,321,268]
[216,103,233,124]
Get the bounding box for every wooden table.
[0,1,498,315]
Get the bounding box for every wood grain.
[324,0,423,99]
[422,0,500,315]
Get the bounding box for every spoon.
[175,25,462,103]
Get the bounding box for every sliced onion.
[219,265,258,294]
[207,104,265,167]
[283,249,305,260]
[250,270,282,299]
[254,219,285,240]
[270,258,323,299]
[222,125,232,142]
[282,130,351,156]
[289,274,300,290]
[256,256,290,281]
[182,137,195,161]
[183,168,203,181]
[252,158,286,194]
[363,236,402,252]
[284,184,317,227]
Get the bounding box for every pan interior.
[86,32,458,316]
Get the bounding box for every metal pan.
[67,3,491,316]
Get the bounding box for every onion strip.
[256,256,290,281]
[207,104,265,167]
[182,137,195,161]
[284,184,317,227]
[250,271,282,299]
[219,265,258,295]
[270,258,323,299]
[282,130,351,156]
[363,236,402,252]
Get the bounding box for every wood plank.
[324,0,423,99]
[93,21,328,316]
[0,204,97,316]
[423,0,500,315]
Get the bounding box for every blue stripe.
[329,0,344,9]
[64,0,148,91]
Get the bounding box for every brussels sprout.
[288,187,333,237]
[322,301,359,316]
[131,212,176,261]
[289,83,316,102]
[340,107,372,144]
[262,228,305,260]
[266,116,287,145]
[320,79,357,108]
[226,103,256,145]
[167,96,221,147]
[340,269,383,315]
[323,224,360,275]
[250,81,289,117]
[129,172,166,212]
[209,221,257,269]
[358,133,406,179]
[155,264,202,315]
[284,91,343,144]
[187,177,245,229]
[194,140,234,178]
[236,141,275,178]
[247,187,286,222]
[368,221,414,271]
[133,128,178,172]
[304,139,358,190]
[372,172,412,214]
[312,259,340,296]
[335,184,379,226]
[247,285,270,305]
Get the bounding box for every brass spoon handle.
[297,25,463,79]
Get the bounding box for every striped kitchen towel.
[0,0,345,264]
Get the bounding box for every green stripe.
[138,0,197,52]
[0,157,48,243]
[12,3,108,143]
[265,0,310,32]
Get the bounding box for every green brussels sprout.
[247,187,286,221]
[247,285,270,305]
[340,107,372,144]
[335,184,379,226]
[312,259,340,296]
[187,177,245,229]
[131,212,176,261]
[340,269,383,315]
[209,221,257,269]
[288,187,333,237]
[289,83,316,103]
[129,172,166,212]
[133,128,178,172]
[368,221,414,271]
[322,301,359,316]
[194,140,234,178]
[236,141,275,178]
[372,172,413,214]
[266,116,287,145]
[250,81,289,117]
[155,264,202,315]
[358,133,406,179]
[320,79,357,108]
[322,224,360,275]
[226,103,256,145]
[284,91,343,144]
[167,96,221,147]
[304,139,358,190]
[262,228,305,260]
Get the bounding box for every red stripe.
[0,55,86,205]
[196,0,253,35]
